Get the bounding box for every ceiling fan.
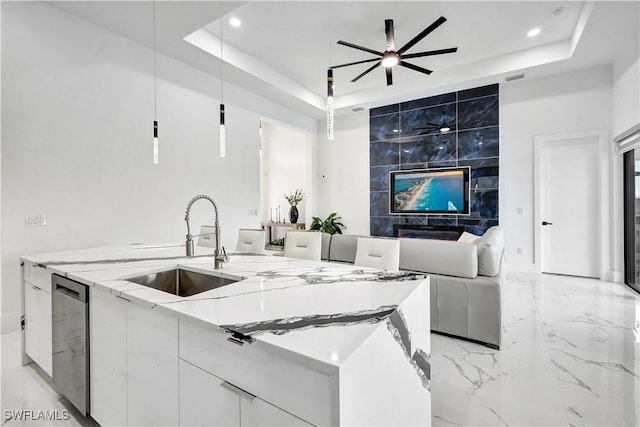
[413,112,456,133]
[331,17,457,86]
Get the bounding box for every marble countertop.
[22,243,428,371]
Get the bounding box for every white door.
[539,136,600,278]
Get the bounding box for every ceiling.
[49,1,639,119]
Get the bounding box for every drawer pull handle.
[225,330,255,346]
[115,295,131,303]
[220,381,255,402]
[227,336,244,346]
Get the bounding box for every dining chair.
[284,231,322,261]
[354,236,400,271]
[235,229,266,254]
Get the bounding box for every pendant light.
[152,0,159,164]
[327,1,334,140]
[327,69,334,140]
[219,1,226,158]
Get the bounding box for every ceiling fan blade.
[386,67,393,86]
[351,62,381,83]
[397,16,447,55]
[331,57,381,70]
[385,19,395,51]
[399,60,433,75]
[337,40,383,57]
[402,47,458,60]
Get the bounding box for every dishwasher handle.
[53,274,88,303]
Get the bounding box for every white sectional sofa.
[317,226,504,349]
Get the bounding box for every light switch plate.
[25,215,47,227]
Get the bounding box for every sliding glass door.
[624,148,640,294]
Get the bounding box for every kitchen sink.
[126,268,244,297]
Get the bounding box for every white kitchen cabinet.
[24,283,39,362]
[127,301,179,426]
[179,359,240,426]
[90,286,128,427]
[179,359,311,427]
[23,277,52,377]
[90,287,179,427]
[240,395,312,427]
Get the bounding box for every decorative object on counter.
[262,222,305,250]
[309,212,345,235]
[184,194,229,269]
[289,206,298,224]
[284,189,304,224]
[269,238,285,247]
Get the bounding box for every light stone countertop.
[22,243,429,373]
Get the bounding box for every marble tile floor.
[432,272,640,427]
[1,272,638,426]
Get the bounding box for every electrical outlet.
[25,215,47,227]
[248,209,258,216]
[517,247,524,255]
[517,207,524,215]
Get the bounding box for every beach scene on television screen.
[394,170,464,212]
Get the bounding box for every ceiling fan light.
[381,52,399,68]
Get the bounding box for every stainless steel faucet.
[184,194,229,269]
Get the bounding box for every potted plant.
[309,213,345,235]
[284,188,303,224]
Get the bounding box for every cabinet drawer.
[179,319,335,426]
[24,263,51,292]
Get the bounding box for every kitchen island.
[22,243,431,426]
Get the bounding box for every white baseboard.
[506,262,536,274]
[1,312,21,335]
[604,270,624,283]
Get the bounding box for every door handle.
[542,221,553,225]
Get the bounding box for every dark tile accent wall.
[370,84,499,237]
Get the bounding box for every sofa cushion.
[457,231,480,243]
[399,238,478,279]
[328,234,358,263]
[475,226,504,277]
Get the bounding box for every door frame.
[533,129,609,278]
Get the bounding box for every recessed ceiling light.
[527,28,541,38]
[229,17,241,28]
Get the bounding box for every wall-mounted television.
[389,167,470,215]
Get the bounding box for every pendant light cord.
[328,0,332,67]
[220,0,224,104]
[153,0,157,119]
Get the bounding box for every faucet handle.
[220,246,229,262]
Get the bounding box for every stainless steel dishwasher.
[52,274,89,416]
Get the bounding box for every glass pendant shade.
[327,69,334,140]
[219,104,226,158]
[153,120,159,164]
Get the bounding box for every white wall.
[260,121,309,237]
[315,66,618,277]
[316,111,370,235]
[610,54,640,280]
[0,1,316,332]
[500,65,613,274]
